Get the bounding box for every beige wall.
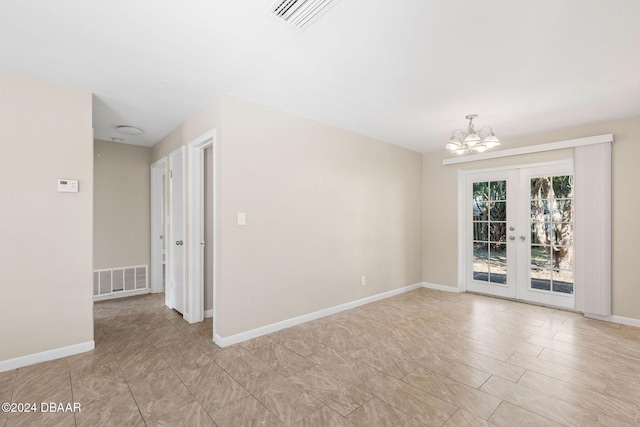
[152,95,423,338]
[422,115,640,320]
[218,96,423,336]
[0,72,94,362]
[94,140,151,269]
[151,99,222,164]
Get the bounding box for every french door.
[464,162,575,309]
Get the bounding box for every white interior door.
[169,147,185,314]
[150,158,166,295]
[464,162,575,309]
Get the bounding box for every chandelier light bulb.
[464,133,481,146]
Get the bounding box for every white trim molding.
[214,283,423,347]
[186,129,218,325]
[584,313,640,329]
[456,168,466,293]
[422,282,461,293]
[0,341,95,373]
[443,133,613,165]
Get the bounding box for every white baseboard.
[422,283,639,328]
[584,313,640,328]
[422,282,460,293]
[94,289,151,302]
[0,341,95,373]
[214,282,424,348]
[183,309,214,324]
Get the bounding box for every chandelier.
[445,114,500,154]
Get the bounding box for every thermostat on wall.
[58,179,79,193]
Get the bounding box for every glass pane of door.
[529,175,574,295]
[472,179,508,285]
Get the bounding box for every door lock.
[175,240,183,245]
[519,236,526,241]
[509,235,515,241]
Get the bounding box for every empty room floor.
[1,288,639,426]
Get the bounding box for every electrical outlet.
[361,275,366,286]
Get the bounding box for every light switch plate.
[58,179,79,193]
[237,212,246,226]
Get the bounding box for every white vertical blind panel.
[574,142,612,315]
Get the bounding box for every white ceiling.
[1,0,639,153]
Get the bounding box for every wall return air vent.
[268,0,341,30]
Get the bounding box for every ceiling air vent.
[268,0,341,30]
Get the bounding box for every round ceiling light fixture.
[116,125,144,135]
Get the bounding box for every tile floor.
[2,288,640,426]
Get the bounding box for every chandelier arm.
[450,129,467,141]
[477,126,494,137]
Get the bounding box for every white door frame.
[186,130,218,325]
[458,160,573,302]
[168,146,186,312]
[150,157,167,295]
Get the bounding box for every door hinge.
[170,170,173,178]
